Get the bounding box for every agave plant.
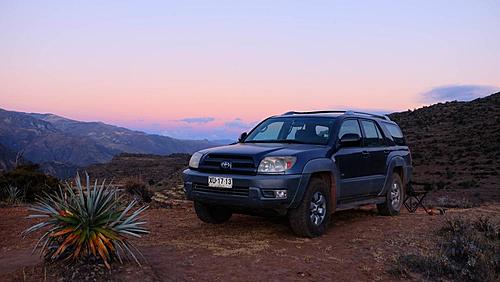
[23,173,149,268]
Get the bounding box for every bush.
[392,216,500,281]
[23,173,149,269]
[0,164,59,202]
[392,254,452,279]
[123,178,152,203]
[435,181,446,190]
[457,179,479,189]
[5,185,23,204]
[433,196,478,209]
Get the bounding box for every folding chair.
[403,181,433,214]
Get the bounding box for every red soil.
[1,202,498,281]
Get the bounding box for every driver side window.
[338,119,361,139]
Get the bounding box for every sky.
[1,1,499,140]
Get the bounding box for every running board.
[336,197,386,211]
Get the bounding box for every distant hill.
[0,108,215,178]
[389,92,500,202]
[210,139,236,145]
[0,143,19,172]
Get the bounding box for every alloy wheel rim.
[310,192,327,226]
[390,181,401,208]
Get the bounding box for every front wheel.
[377,173,404,216]
[288,177,331,237]
[194,201,232,224]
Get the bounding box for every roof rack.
[282,110,347,115]
[282,110,391,121]
[345,111,391,121]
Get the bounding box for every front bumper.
[182,169,308,211]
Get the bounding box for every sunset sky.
[1,1,499,140]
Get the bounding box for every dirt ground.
[1,202,499,282]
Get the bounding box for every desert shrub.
[392,216,500,282]
[0,164,59,202]
[433,196,478,209]
[123,178,152,203]
[457,179,479,189]
[445,168,454,180]
[435,181,446,190]
[440,217,499,281]
[5,185,23,204]
[23,173,149,269]
[391,254,452,279]
[411,151,422,161]
[473,217,498,238]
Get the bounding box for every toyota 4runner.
[183,111,412,237]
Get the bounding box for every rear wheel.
[194,201,232,224]
[288,177,331,237]
[377,173,404,216]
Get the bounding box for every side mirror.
[238,132,248,143]
[339,133,361,147]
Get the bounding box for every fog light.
[274,190,287,199]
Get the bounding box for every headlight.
[189,152,204,169]
[258,156,296,174]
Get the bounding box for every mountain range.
[0,108,215,177]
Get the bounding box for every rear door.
[334,119,371,199]
[359,119,388,195]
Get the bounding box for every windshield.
[244,117,335,145]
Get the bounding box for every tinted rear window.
[384,123,405,145]
[361,120,384,147]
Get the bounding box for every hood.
[199,142,328,160]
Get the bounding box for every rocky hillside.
[0,143,18,172]
[86,153,189,197]
[389,92,500,201]
[0,108,215,177]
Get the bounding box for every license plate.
[208,176,233,189]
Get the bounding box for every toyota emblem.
[220,161,232,169]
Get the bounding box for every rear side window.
[360,120,384,147]
[384,123,406,145]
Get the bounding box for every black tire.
[377,173,404,216]
[194,201,232,224]
[288,177,331,238]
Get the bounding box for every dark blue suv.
[183,111,412,237]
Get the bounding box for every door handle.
[362,151,370,157]
[383,150,390,155]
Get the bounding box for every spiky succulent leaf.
[23,172,149,268]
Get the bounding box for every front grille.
[198,153,256,175]
[193,183,249,196]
